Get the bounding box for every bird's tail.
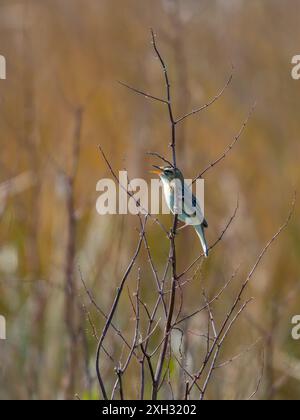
[194,224,209,258]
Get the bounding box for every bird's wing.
[182,181,207,226]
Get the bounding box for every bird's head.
[150,165,184,182]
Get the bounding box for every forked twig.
[96,217,147,400]
[189,194,295,396]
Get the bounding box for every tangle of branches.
[89,30,295,401]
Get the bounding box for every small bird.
[151,165,209,257]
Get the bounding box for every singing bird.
[151,165,209,257]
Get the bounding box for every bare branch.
[196,298,253,399]
[214,338,262,369]
[203,291,218,339]
[176,71,234,124]
[96,217,147,400]
[248,347,265,400]
[92,27,292,402]
[185,382,190,401]
[193,103,256,181]
[115,368,124,400]
[177,197,239,281]
[98,144,169,236]
[148,28,179,400]
[228,193,295,318]
[175,265,239,327]
[79,267,136,357]
[122,269,142,372]
[140,343,155,384]
[118,81,169,104]
[147,151,174,168]
[189,193,295,396]
[111,271,143,400]
[142,226,167,316]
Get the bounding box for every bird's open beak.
[149,165,163,175]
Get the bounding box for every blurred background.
[0,0,300,400]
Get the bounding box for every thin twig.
[176,72,234,124]
[118,81,169,104]
[193,104,256,181]
[248,347,265,400]
[214,339,262,369]
[147,151,174,168]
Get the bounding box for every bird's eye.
[164,168,173,174]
